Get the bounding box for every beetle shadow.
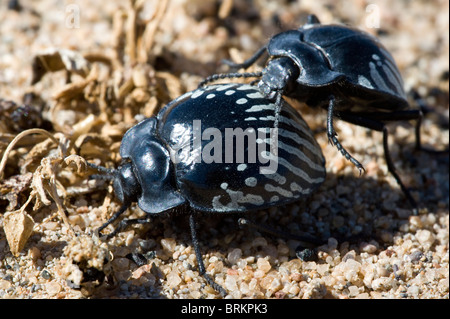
[247,158,446,249]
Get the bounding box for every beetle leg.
[222,45,268,71]
[95,203,132,236]
[344,108,449,154]
[411,92,449,154]
[273,91,283,129]
[189,213,227,297]
[306,14,321,25]
[337,111,420,215]
[326,95,365,174]
[381,126,419,215]
[102,216,152,240]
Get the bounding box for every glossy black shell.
[263,17,408,111]
[119,84,326,214]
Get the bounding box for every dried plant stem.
[0,128,61,180]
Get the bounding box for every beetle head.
[258,56,299,99]
[88,161,140,206]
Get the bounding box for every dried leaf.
[3,210,35,256]
[72,114,99,138]
[53,64,100,101]
[63,155,87,175]
[31,48,91,84]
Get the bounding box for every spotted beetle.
[201,14,432,214]
[89,83,326,296]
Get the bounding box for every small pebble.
[225,275,238,291]
[256,258,271,273]
[41,270,51,280]
[45,282,61,296]
[416,230,435,247]
[42,222,59,231]
[166,270,182,288]
[160,238,176,252]
[252,237,268,247]
[227,248,242,264]
[0,280,12,290]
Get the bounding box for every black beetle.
[89,83,326,296]
[200,14,433,214]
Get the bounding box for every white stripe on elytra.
[264,183,293,198]
[245,103,276,112]
[369,61,392,94]
[261,152,325,184]
[257,138,323,172]
[255,115,315,141]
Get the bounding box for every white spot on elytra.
[237,164,247,171]
[246,92,263,99]
[225,90,236,95]
[206,93,216,99]
[236,98,248,104]
[245,177,257,187]
[270,195,279,202]
[358,75,374,89]
[215,83,237,91]
[191,90,204,99]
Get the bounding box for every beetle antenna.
[87,161,115,175]
[198,71,262,88]
[89,174,114,181]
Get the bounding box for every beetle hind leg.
[337,111,420,215]
[381,126,419,215]
[189,212,227,297]
[411,91,450,154]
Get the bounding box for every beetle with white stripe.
[88,83,326,296]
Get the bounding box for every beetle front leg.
[327,95,365,175]
[222,45,268,71]
[96,203,130,236]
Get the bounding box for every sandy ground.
[0,0,448,299]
